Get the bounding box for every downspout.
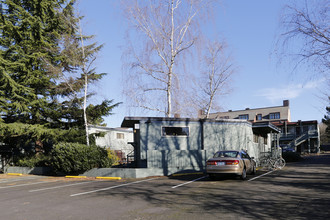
[200,119,205,171]
[200,119,204,150]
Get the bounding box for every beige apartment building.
[200,100,319,154]
[205,100,291,122]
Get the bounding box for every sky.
[77,0,328,128]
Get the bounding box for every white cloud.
[256,79,322,103]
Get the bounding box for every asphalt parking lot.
[1,153,330,220]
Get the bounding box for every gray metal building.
[120,117,279,176]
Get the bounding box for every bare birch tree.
[122,0,212,117]
[277,0,329,75]
[53,12,116,146]
[77,19,91,146]
[58,14,102,146]
[194,40,235,118]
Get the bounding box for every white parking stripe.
[29,181,94,192]
[0,180,60,189]
[0,176,41,183]
[70,177,159,197]
[248,170,275,182]
[171,176,207,189]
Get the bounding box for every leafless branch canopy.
[122,0,212,117]
[193,40,235,118]
[278,0,329,75]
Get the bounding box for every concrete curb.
[95,177,122,180]
[65,176,87,179]
[171,172,204,177]
[7,173,23,176]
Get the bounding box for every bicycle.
[259,156,286,170]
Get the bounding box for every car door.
[241,152,251,172]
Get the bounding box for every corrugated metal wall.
[139,119,260,172]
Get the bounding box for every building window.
[309,125,316,130]
[162,127,189,136]
[288,127,295,134]
[256,114,262,121]
[253,134,259,143]
[239,114,249,120]
[269,112,280,119]
[219,116,229,119]
[116,133,124,139]
[303,126,309,133]
[264,136,268,144]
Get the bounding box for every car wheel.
[240,168,247,180]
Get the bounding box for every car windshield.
[213,151,238,158]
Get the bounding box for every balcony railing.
[279,129,318,140]
[279,133,295,140]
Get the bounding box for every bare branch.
[194,39,235,118]
[122,0,213,116]
[276,0,330,75]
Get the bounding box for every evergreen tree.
[0,0,74,152]
[0,0,120,157]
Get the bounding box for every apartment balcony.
[279,133,296,141]
[279,130,318,141]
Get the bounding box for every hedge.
[49,142,114,175]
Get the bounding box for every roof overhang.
[252,122,281,135]
[121,116,252,128]
[121,117,195,128]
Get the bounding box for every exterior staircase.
[287,130,318,149]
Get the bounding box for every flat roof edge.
[209,105,289,116]
[121,116,252,128]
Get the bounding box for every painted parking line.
[0,176,41,183]
[0,180,60,189]
[171,176,207,189]
[29,181,94,192]
[70,177,159,197]
[248,170,275,182]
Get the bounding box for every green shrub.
[282,152,303,162]
[16,154,50,168]
[49,142,113,175]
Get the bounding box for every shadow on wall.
[204,122,256,159]
[143,120,205,176]
[129,119,260,176]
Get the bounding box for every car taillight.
[226,160,239,165]
[207,161,217,165]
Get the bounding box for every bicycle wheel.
[275,158,286,169]
[269,158,277,170]
[259,158,269,168]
